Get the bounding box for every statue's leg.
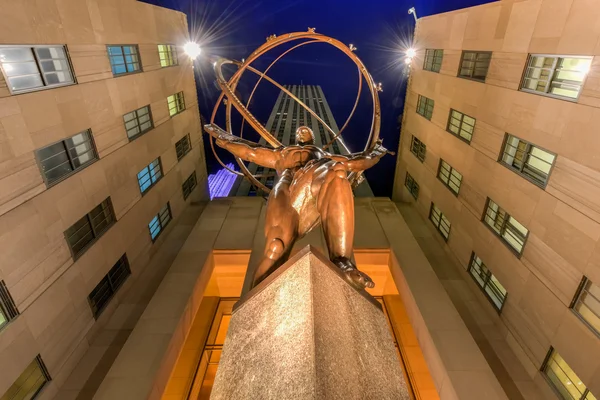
[316,163,374,289]
[252,173,298,288]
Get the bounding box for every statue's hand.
[204,124,236,147]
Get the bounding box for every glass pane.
[149,216,161,239]
[0,358,47,400]
[0,307,7,329]
[3,61,39,77]
[7,74,44,91]
[107,46,123,56]
[0,47,35,62]
[544,351,587,400]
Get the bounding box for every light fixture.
[183,42,201,59]
[408,7,418,22]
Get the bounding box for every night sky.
[144,0,495,196]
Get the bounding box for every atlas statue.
[204,29,393,290]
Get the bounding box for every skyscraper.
[231,85,374,197]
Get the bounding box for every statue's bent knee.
[331,163,348,180]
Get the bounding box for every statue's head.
[295,126,315,146]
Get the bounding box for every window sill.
[519,88,579,103]
[456,75,486,83]
[9,81,77,96]
[481,222,525,259]
[112,70,143,78]
[498,162,548,189]
[43,158,98,189]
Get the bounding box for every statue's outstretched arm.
[204,124,282,169]
[327,139,394,172]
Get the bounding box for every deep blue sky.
[144,0,495,196]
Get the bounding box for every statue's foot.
[331,257,375,290]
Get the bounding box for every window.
[458,51,491,82]
[158,44,178,67]
[483,198,529,256]
[1,355,51,400]
[0,281,19,330]
[182,171,198,200]
[107,45,141,76]
[429,203,451,241]
[447,109,475,143]
[500,134,556,188]
[175,134,192,161]
[149,203,172,241]
[521,55,592,100]
[0,45,74,94]
[64,198,115,259]
[404,172,419,200]
[410,136,426,162]
[437,160,463,195]
[168,91,185,117]
[571,277,600,336]
[416,95,434,120]
[88,254,131,318]
[137,158,162,194]
[542,348,597,400]
[36,129,98,186]
[468,253,507,311]
[123,105,153,140]
[423,49,443,72]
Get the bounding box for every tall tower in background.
[230,85,374,197]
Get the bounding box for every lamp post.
[408,7,418,23]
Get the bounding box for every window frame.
[541,347,596,400]
[87,254,131,318]
[64,198,116,260]
[437,159,463,196]
[404,172,419,200]
[123,105,154,141]
[429,202,451,241]
[149,202,172,242]
[175,133,192,161]
[410,136,426,162]
[499,133,557,189]
[158,44,179,68]
[416,94,434,120]
[182,171,198,200]
[168,91,186,117]
[0,280,19,331]
[467,252,508,313]
[423,49,443,73]
[2,355,52,400]
[106,44,142,77]
[0,44,76,95]
[137,157,163,195]
[446,109,475,143]
[457,50,492,82]
[34,129,99,187]
[570,276,600,338]
[520,53,593,102]
[482,198,529,257]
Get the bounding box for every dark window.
[149,203,172,241]
[447,109,475,143]
[123,105,153,140]
[158,44,178,67]
[404,172,419,200]
[107,45,141,76]
[36,129,98,186]
[168,91,185,117]
[265,174,275,189]
[571,277,600,337]
[175,134,192,161]
[416,95,434,120]
[541,348,596,400]
[0,46,75,94]
[410,136,426,162]
[2,355,51,400]
[182,171,198,200]
[499,134,556,188]
[437,160,463,196]
[521,55,591,100]
[64,198,115,259]
[0,280,19,330]
[429,203,451,241]
[458,51,491,82]
[88,254,131,318]
[423,49,443,72]
[137,158,162,194]
[468,253,507,311]
[483,198,529,256]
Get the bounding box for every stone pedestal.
[210,246,410,400]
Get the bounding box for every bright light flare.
[184,42,202,59]
[405,58,412,64]
[406,48,416,58]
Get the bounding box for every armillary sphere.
[208,28,382,193]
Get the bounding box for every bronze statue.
[205,124,391,290]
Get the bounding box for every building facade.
[394,0,600,399]
[231,84,374,197]
[0,0,208,398]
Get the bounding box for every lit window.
[483,198,529,256]
[123,105,153,140]
[168,91,186,117]
[500,134,556,188]
[158,44,178,67]
[137,158,162,194]
[107,45,141,76]
[429,203,451,241]
[175,134,192,161]
[423,49,443,72]
[182,171,198,200]
[149,203,172,241]
[0,45,74,93]
[458,51,491,82]
[542,348,597,400]
[521,55,592,100]
[0,281,19,330]
[410,136,426,162]
[447,109,475,143]
[571,277,600,336]
[416,95,434,120]
[404,172,419,200]
[468,253,507,311]
[437,160,462,195]
[1,356,51,400]
[88,254,130,318]
[36,129,98,186]
[64,198,115,259]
